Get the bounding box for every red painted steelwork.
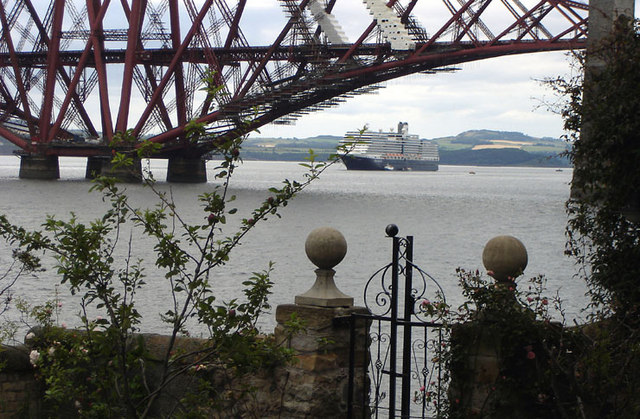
[132,0,214,138]
[48,0,111,143]
[0,4,36,139]
[0,0,589,159]
[21,0,98,138]
[116,0,147,134]
[89,0,114,141]
[39,0,65,144]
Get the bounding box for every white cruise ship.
[339,122,439,171]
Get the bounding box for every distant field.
[245,129,570,167]
[1,129,570,167]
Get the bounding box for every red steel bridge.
[0,0,589,181]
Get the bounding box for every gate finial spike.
[385,224,399,237]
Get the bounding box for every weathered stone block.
[296,353,339,371]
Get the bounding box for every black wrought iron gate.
[348,225,448,418]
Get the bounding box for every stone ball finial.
[482,235,528,282]
[305,227,347,270]
[297,227,353,307]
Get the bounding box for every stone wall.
[273,304,369,418]
[0,346,41,418]
[0,226,370,418]
[0,303,370,418]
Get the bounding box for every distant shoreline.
[0,151,570,168]
[0,128,571,168]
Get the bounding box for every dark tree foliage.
[561,16,640,321]
[548,16,640,418]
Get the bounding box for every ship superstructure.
[339,122,439,171]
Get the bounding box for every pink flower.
[527,351,536,360]
[419,386,425,392]
[526,297,533,302]
[421,299,430,307]
[541,298,548,305]
[487,270,495,277]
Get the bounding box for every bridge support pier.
[86,156,142,183]
[166,156,207,183]
[19,155,59,180]
[85,156,107,179]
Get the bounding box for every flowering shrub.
[0,119,358,416]
[439,269,588,418]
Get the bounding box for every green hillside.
[240,135,342,161]
[1,130,571,167]
[242,130,570,167]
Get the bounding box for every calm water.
[0,156,588,335]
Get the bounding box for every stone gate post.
[274,227,370,418]
[449,235,529,416]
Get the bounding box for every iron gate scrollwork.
[348,224,448,418]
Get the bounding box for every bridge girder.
[0,0,589,158]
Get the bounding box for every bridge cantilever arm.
[0,126,30,151]
[313,0,337,39]
[551,18,588,42]
[169,0,188,138]
[48,0,111,143]
[416,0,478,53]
[515,4,555,42]
[402,0,418,22]
[453,0,494,44]
[89,0,115,142]
[138,108,223,147]
[548,1,588,39]
[556,0,588,10]
[132,0,215,139]
[338,0,403,62]
[338,22,376,64]
[236,0,311,99]
[488,0,547,47]
[223,0,246,50]
[116,0,176,136]
[0,2,36,139]
[206,0,247,116]
[115,0,146,134]
[21,0,98,139]
[115,1,178,137]
[38,0,65,144]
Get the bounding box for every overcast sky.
[256,52,574,140]
[246,0,638,140]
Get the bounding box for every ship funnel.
[398,122,409,135]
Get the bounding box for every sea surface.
[0,156,589,336]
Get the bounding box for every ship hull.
[340,155,438,171]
